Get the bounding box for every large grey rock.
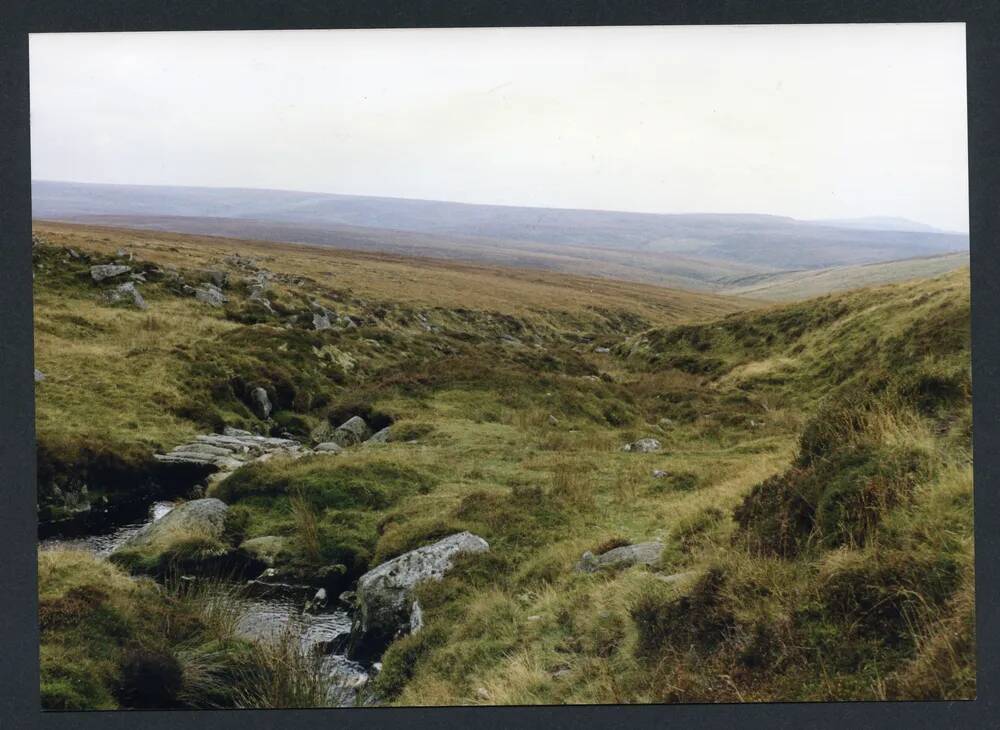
[332,416,371,447]
[352,532,489,650]
[575,541,665,573]
[105,281,147,310]
[90,264,131,282]
[251,387,272,419]
[118,498,228,552]
[621,438,662,453]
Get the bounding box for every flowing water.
[39,501,370,707]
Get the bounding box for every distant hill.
[719,251,969,301]
[806,216,952,234]
[32,180,969,290]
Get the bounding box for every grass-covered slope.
[34,223,973,706]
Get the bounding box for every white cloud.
[29,24,968,231]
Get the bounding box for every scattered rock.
[575,540,665,573]
[194,284,227,307]
[594,346,611,354]
[310,419,336,444]
[90,264,131,282]
[305,587,329,613]
[475,688,490,701]
[105,281,147,310]
[332,416,371,447]
[248,285,273,312]
[34,368,45,382]
[117,498,228,552]
[240,536,288,567]
[313,310,333,331]
[315,441,345,454]
[622,438,662,453]
[251,387,272,419]
[548,415,559,426]
[350,531,490,655]
[365,427,392,445]
[409,600,424,634]
[652,469,669,479]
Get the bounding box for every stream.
[39,501,372,707]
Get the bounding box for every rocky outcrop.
[575,540,664,573]
[349,532,489,657]
[117,497,228,552]
[90,264,131,282]
[154,427,308,477]
[621,438,662,453]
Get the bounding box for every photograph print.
[30,23,973,710]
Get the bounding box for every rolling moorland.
[33,181,970,295]
[33,221,973,709]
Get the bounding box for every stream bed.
[39,501,371,707]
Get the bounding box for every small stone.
[622,438,662,453]
[33,368,45,382]
[315,442,344,454]
[548,415,559,426]
[594,346,610,353]
[475,688,490,701]
[652,469,668,479]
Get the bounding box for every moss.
[214,459,436,511]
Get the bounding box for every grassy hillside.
[34,223,973,707]
[721,252,969,301]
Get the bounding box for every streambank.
[39,498,373,707]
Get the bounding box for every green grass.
[33,225,974,707]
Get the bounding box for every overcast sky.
[29,24,968,232]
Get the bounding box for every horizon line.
[30,178,969,235]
